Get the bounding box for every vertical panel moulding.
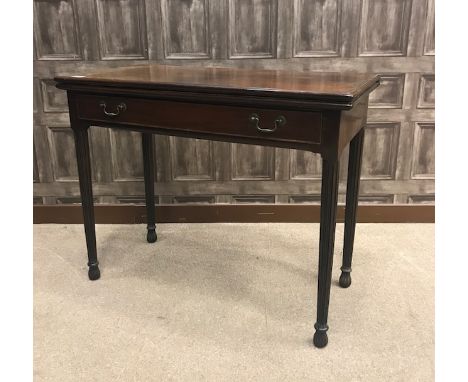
[395,72,418,183]
[276,0,294,58]
[33,143,40,183]
[274,147,290,203]
[340,0,360,57]
[145,0,165,60]
[289,150,322,180]
[88,126,113,183]
[169,137,214,181]
[368,74,405,109]
[41,79,69,113]
[95,0,148,60]
[417,74,435,109]
[33,77,41,114]
[155,134,171,183]
[214,140,232,182]
[33,124,54,184]
[423,0,435,55]
[109,130,144,182]
[406,0,428,57]
[205,0,228,59]
[361,123,400,180]
[358,0,412,57]
[410,122,435,179]
[74,0,102,60]
[292,0,342,57]
[288,149,322,205]
[33,0,82,60]
[161,0,211,59]
[47,126,79,182]
[228,0,278,59]
[231,144,275,180]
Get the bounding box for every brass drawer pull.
[249,113,286,133]
[100,101,126,117]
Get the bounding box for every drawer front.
[76,95,322,145]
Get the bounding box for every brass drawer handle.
[100,101,126,117]
[249,113,286,133]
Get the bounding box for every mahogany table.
[55,65,379,348]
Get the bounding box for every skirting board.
[34,204,434,224]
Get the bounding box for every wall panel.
[411,123,435,179]
[161,0,210,59]
[358,0,412,57]
[33,0,435,205]
[361,123,400,180]
[228,0,277,58]
[293,0,341,57]
[289,150,321,180]
[96,0,148,59]
[34,0,81,60]
[170,137,214,180]
[417,74,435,109]
[368,74,405,109]
[47,126,78,181]
[40,79,69,112]
[423,0,435,55]
[231,144,275,180]
[109,130,144,181]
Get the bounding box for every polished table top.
[55,64,379,108]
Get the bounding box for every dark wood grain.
[55,64,379,108]
[76,94,323,150]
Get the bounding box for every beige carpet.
[34,223,434,381]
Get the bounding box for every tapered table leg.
[339,129,365,288]
[313,158,340,348]
[142,133,157,243]
[73,125,100,280]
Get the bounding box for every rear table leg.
[142,133,157,243]
[340,129,364,288]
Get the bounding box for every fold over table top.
[55,65,379,109]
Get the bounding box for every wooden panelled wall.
[33,0,435,206]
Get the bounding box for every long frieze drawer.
[76,95,322,145]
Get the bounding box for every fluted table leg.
[142,133,157,243]
[72,124,99,280]
[340,129,365,288]
[313,158,340,348]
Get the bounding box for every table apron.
[75,94,324,152]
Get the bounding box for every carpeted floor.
[34,223,434,381]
